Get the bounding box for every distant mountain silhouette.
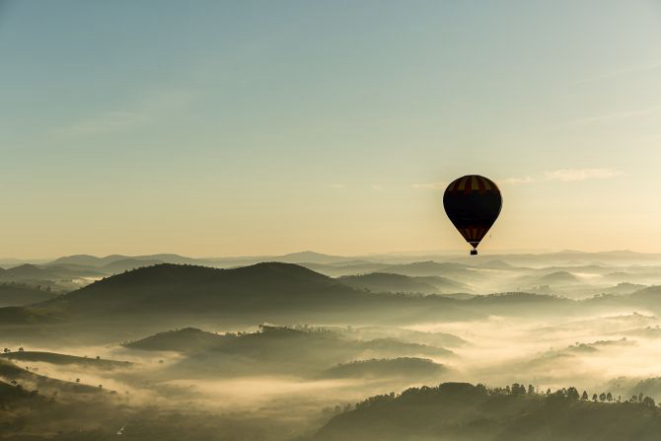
[47,253,201,269]
[275,251,349,264]
[101,258,165,273]
[0,264,50,280]
[0,263,103,283]
[47,254,128,267]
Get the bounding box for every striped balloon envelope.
[443,175,502,255]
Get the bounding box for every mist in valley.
[4,251,661,440]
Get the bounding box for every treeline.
[312,382,661,441]
[352,381,657,412]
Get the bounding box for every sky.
[1,0,661,258]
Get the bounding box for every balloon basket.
[470,250,478,256]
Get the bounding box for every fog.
[4,252,661,439]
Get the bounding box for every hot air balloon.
[443,175,502,255]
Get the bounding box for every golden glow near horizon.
[1,1,661,258]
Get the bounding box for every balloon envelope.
[443,175,502,255]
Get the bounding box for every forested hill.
[6,262,656,335]
[311,382,661,441]
[0,283,57,307]
[0,263,486,329]
[39,262,356,314]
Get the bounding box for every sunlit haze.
[2,1,660,257]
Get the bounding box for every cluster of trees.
[352,382,659,412]
[496,383,656,406]
[2,347,24,353]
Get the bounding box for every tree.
[607,392,613,402]
[511,383,526,396]
[643,396,656,407]
[592,394,598,402]
[2,348,9,353]
[76,378,80,383]
[528,384,535,395]
[581,391,589,400]
[18,347,24,352]
[567,387,580,401]
[599,393,606,402]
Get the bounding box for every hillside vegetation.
[312,382,661,441]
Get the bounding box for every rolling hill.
[100,258,165,273]
[0,263,491,330]
[338,273,468,294]
[300,262,389,277]
[0,263,600,343]
[538,271,583,284]
[144,325,454,378]
[0,284,58,307]
[1,351,132,369]
[123,327,226,352]
[321,357,447,379]
[602,282,647,295]
[0,358,104,395]
[383,261,472,277]
[0,264,52,281]
[51,262,356,315]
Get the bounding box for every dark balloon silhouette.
[443,175,502,255]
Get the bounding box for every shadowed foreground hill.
[311,382,661,441]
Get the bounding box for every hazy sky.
[1,1,661,258]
